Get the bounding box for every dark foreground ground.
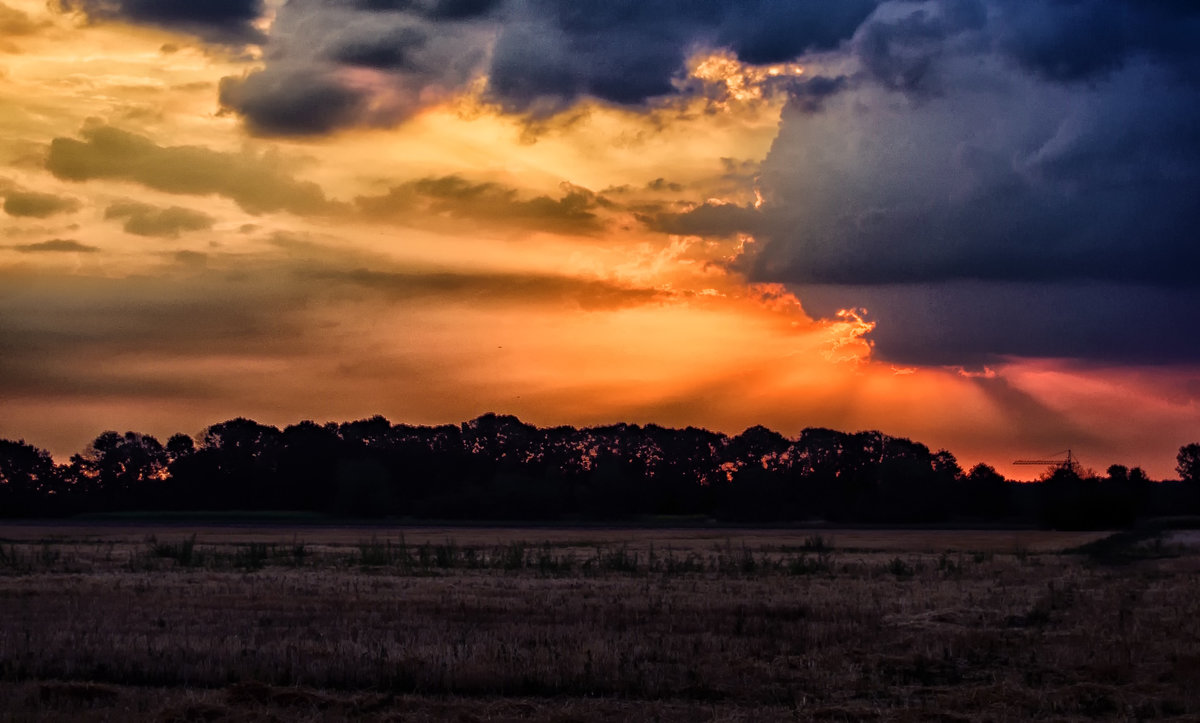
[1,524,1198,721]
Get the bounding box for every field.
[1,523,1199,721]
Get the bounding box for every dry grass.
[0,522,1108,551]
[0,524,1197,720]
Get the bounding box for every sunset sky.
[2,0,1198,479]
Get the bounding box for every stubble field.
[1,523,1198,721]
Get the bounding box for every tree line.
[2,414,1198,527]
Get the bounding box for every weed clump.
[148,535,202,568]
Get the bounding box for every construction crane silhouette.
[1013,449,1077,472]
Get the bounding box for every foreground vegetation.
[2,524,1199,720]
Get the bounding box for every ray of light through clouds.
[1,0,1197,478]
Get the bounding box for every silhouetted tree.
[281,421,343,511]
[1035,462,1141,529]
[1171,443,1200,513]
[1037,464,1092,529]
[0,439,60,516]
[961,463,1011,518]
[1128,466,1150,487]
[652,426,724,515]
[68,431,167,508]
[868,438,957,522]
[1100,463,1150,524]
[787,427,850,519]
[165,433,195,462]
[1178,443,1200,484]
[179,418,283,509]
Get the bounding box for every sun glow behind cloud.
[687,49,806,106]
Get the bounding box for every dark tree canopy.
[0,439,60,516]
[0,418,1193,526]
[1179,443,1200,484]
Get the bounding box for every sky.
[1,0,1198,479]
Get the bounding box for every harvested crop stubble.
[0,526,1198,720]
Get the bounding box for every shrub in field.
[884,557,915,579]
[711,542,761,575]
[288,541,307,566]
[148,535,202,568]
[598,546,639,574]
[233,543,270,571]
[434,542,459,569]
[937,552,964,577]
[803,534,832,552]
[499,541,528,571]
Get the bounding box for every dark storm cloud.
[484,19,676,112]
[797,283,1200,367]
[218,68,370,136]
[13,239,99,253]
[217,0,492,134]
[104,201,215,238]
[852,0,986,95]
[713,0,880,64]
[353,0,503,20]
[329,26,428,70]
[784,75,851,113]
[995,1,1200,83]
[851,1,1200,94]
[485,0,878,113]
[70,0,1199,138]
[2,190,81,218]
[213,0,881,133]
[736,0,1200,364]
[46,124,336,215]
[356,175,606,235]
[58,0,266,43]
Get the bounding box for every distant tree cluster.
[1,414,1196,527]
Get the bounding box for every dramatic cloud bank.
[207,0,879,134]
[575,0,1200,367]
[57,0,1200,366]
[5,0,1198,477]
[740,0,1200,365]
